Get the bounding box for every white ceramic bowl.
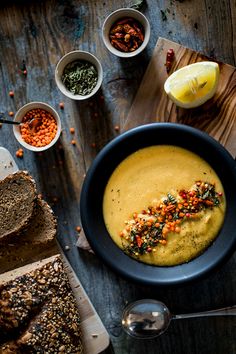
[102,8,150,58]
[13,102,61,152]
[55,50,103,100]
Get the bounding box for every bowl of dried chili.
[102,8,150,58]
[13,102,61,152]
[55,50,103,100]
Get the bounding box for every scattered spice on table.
[91,142,96,148]
[71,139,76,145]
[59,102,64,109]
[8,111,14,117]
[120,181,223,257]
[15,148,24,158]
[76,226,82,233]
[70,127,75,134]
[62,60,98,96]
[109,17,144,52]
[9,90,14,97]
[20,108,57,147]
[114,125,120,131]
[165,48,175,73]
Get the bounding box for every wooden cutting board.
[0,147,110,354]
[123,37,236,157]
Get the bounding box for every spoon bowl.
[122,299,236,339]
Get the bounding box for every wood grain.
[123,37,236,156]
[0,1,235,354]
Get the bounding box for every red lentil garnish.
[71,139,76,145]
[59,102,64,109]
[109,17,144,52]
[20,108,57,147]
[70,127,75,134]
[121,181,223,257]
[8,111,14,117]
[15,148,24,158]
[9,90,14,97]
[76,226,81,233]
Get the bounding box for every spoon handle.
[174,305,236,320]
[0,118,20,125]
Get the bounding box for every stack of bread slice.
[0,171,57,273]
[0,171,83,353]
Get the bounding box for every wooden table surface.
[0,1,236,353]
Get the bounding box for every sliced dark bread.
[0,255,83,353]
[0,171,37,242]
[0,197,57,274]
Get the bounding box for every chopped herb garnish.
[120,181,223,257]
[62,60,98,95]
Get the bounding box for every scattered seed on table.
[8,111,14,117]
[76,226,81,233]
[15,148,23,158]
[71,139,76,145]
[65,245,70,251]
[53,197,58,203]
[23,69,27,76]
[91,142,96,148]
[9,90,14,97]
[70,127,75,134]
[114,125,120,131]
[59,102,64,109]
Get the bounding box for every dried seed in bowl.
[20,108,57,147]
[62,60,98,96]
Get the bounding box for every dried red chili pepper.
[109,17,145,53]
[165,48,175,73]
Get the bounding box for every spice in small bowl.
[55,51,103,100]
[102,8,150,58]
[109,17,144,53]
[13,102,61,152]
[62,60,98,96]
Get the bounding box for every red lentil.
[70,127,75,134]
[121,181,223,256]
[16,148,24,158]
[9,90,14,97]
[76,226,81,233]
[59,102,64,109]
[114,125,120,132]
[20,108,57,147]
[8,111,14,117]
[71,139,76,145]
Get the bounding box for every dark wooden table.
[0,1,236,353]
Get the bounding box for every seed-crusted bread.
[0,171,37,242]
[0,255,83,353]
[0,197,57,274]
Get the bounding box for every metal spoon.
[122,299,236,339]
[0,117,42,131]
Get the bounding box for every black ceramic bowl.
[80,123,236,286]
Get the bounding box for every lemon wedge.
[164,61,219,108]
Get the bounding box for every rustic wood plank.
[0,1,235,354]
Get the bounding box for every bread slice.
[0,255,83,353]
[0,171,37,242]
[0,197,57,274]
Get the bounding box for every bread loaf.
[0,197,57,274]
[0,171,37,242]
[0,255,83,353]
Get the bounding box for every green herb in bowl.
[62,60,98,96]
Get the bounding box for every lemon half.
[164,61,220,108]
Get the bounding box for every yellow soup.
[103,145,226,266]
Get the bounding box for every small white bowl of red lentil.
[102,8,150,58]
[13,102,61,152]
